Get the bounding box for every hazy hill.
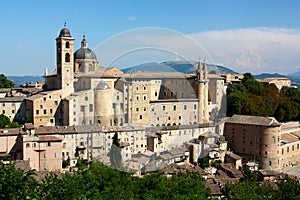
[288,71,300,78]
[254,73,289,79]
[122,61,237,74]
[8,76,44,86]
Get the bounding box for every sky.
[0,0,300,76]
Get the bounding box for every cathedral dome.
[74,35,97,62]
[59,27,71,38]
[74,48,97,61]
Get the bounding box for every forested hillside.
[227,73,300,122]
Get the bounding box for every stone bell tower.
[56,23,74,97]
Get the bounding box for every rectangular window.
[184,105,187,110]
[173,105,176,111]
[40,105,43,109]
[54,101,58,106]
[50,109,53,114]
[139,115,143,119]
[47,142,51,147]
[36,110,39,115]
[44,109,47,114]
[136,108,139,111]
[2,110,5,114]
[12,110,15,114]
[89,104,93,112]
[155,92,158,97]
[163,106,166,111]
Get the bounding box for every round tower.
[94,81,114,127]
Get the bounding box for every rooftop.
[226,115,281,126]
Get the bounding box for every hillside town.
[1,25,300,197]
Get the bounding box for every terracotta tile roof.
[0,128,23,136]
[0,96,26,102]
[281,133,299,143]
[38,135,62,142]
[226,151,242,160]
[226,115,281,126]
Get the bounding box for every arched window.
[65,41,70,49]
[79,63,84,72]
[65,53,70,62]
[88,64,92,71]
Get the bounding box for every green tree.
[227,92,246,116]
[274,176,300,199]
[0,74,14,88]
[0,114,20,128]
[226,73,300,122]
[109,132,122,170]
[0,162,38,199]
[209,70,217,74]
[225,166,275,199]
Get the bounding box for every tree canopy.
[0,114,20,128]
[1,161,300,199]
[224,166,300,200]
[0,74,14,88]
[227,73,300,122]
[0,161,210,199]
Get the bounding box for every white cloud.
[126,16,136,21]
[94,27,300,74]
[190,27,300,74]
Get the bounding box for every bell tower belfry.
[56,23,74,97]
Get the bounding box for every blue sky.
[1,0,300,75]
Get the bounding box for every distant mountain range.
[122,61,237,74]
[6,62,300,89]
[8,76,44,86]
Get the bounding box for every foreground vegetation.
[227,73,300,121]
[1,161,300,199]
[0,162,209,199]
